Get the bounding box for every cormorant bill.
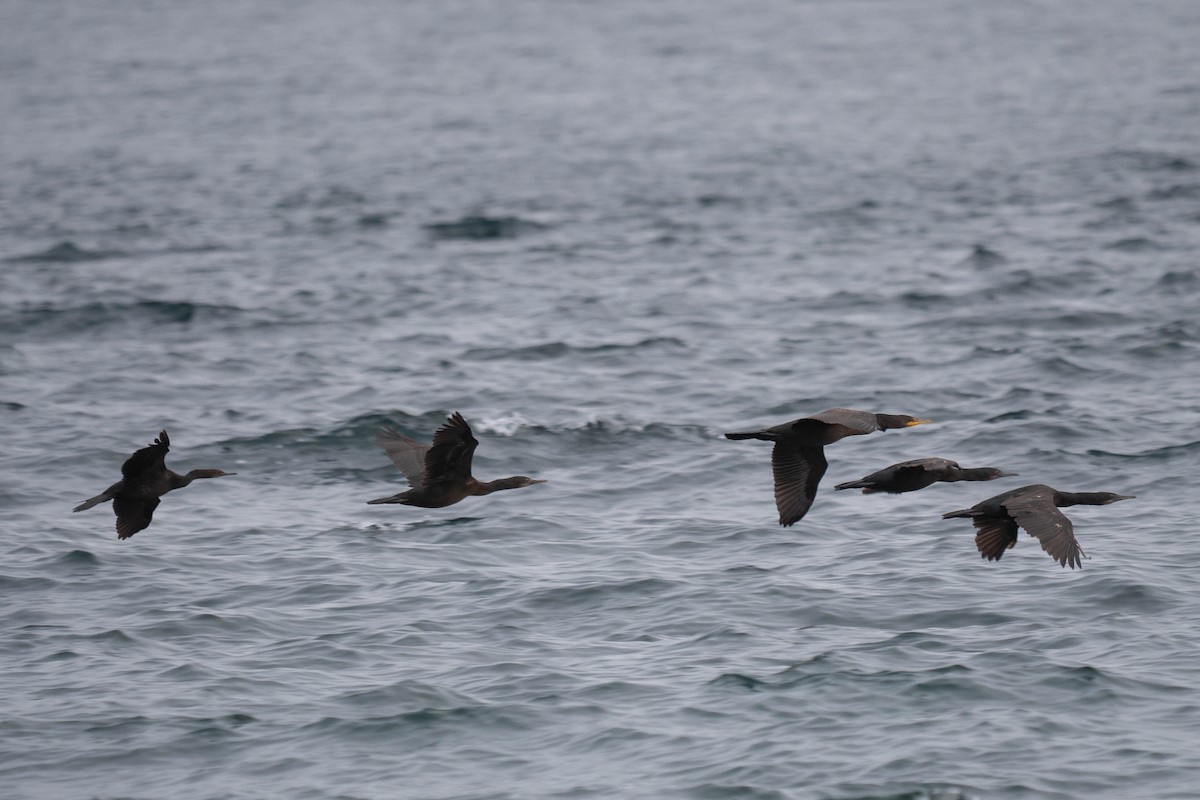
[367,412,546,508]
[73,430,235,539]
[724,407,930,526]
[942,484,1134,569]
[835,457,1017,494]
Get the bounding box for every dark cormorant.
[942,484,1134,569]
[72,430,235,539]
[835,458,1017,494]
[367,412,546,508]
[724,407,930,526]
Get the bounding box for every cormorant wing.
[878,461,940,492]
[114,496,160,540]
[771,441,827,526]
[909,457,958,474]
[972,517,1019,561]
[899,458,960,484]
[837,458,951,493]
[379,428,429,487]
[120,431,170,481]
[423,412,479,484]
[1004,490,1084,568]
[807,408,878,438]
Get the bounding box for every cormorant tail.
[367,493,408,505]
[73,492,113,512]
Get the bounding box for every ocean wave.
[1081,149,1196,174]
[462,336,686,362]
[823,787,977,800]
[679,782,793,800]
[1146,183,1200,201]
[1,299,248,338]
[959,243,1006,267]
[236,411,717,466]
[302,702,540,738]
[274,185,367,210]
[1084,439,1200,462]
[424,215,548,240]
[332,680,477,710]
[227,412,446,453]
[52,549,100,568]
[4,240,226,264]
[5,241,123,263]
[521,577,682,610]
[1152,271,1198,290]
[709,661,991,700]
[1105,237,1166,252]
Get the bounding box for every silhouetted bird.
[724,407,930,526]
[835,458,1016,494]
[942,484,1134,569]
[367,412,546,508]
[73,430,235,539]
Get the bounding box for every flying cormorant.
[724,407,930,526]
[835,457,1016,494]
[942,484,1134,568]
[73,430,235,539]
[367,412,546,508]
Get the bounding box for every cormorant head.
[876,414,932,430]
[979,468,1019,479]
[514,477,547,487]
[493,476,547,491]
[188,469,237,479]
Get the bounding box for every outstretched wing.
[771,442,827,526]
[423,413,479,484]
[379,427,429,487]
[1005,491,1084,569]
[121,431,170,482]
[114,497,160,540]
[973,517,1019,561]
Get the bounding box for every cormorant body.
[835,458,1016,494]
[942,483,1134,569]
[724,407,930,526]
[72,431,235,539]
[367,412,545,508]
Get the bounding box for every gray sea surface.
[3,2,1200,799]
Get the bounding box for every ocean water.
[2,1,1200,798]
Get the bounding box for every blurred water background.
[2,2,1199,798]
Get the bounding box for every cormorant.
[835,458,1016,494]
[367,412,546,508]
[942,484,1134,569]
[73,430,235,539]
[724,407,930,526]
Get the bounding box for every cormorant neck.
[1056,491,1116,507]
[477,476,528,495]
[177,468,229,488]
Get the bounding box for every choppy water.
[3,2,1200,798]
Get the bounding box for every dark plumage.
[835,458,1017,494]
[367,412,546,508]
[72,430,235,540]
[724,407,930,526]
[942,484,1134,569]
